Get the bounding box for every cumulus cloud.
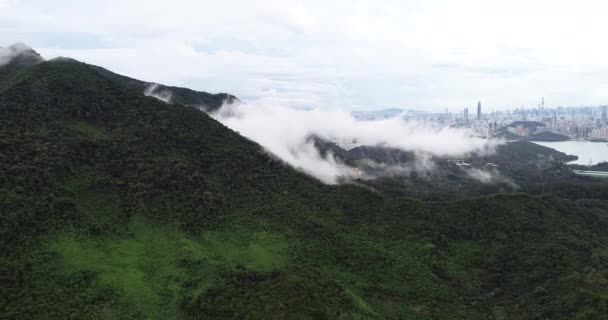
[212,101,502,183]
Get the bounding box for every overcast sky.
[1,0,607,111]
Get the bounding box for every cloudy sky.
[1,0,607,111]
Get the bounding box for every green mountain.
[2,54,608,319]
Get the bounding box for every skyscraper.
[477,101,481,120]
[464,107,469,126]
[541,97,545,110]
[602,105,607,125]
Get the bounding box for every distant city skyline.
[352,103,608,141]
[2,0,608,111]
[358,101,607,116]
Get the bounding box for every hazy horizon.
[2,0,608,111]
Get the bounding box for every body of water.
[533,141,608,165]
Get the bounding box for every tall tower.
[464,107,469,126]
[477,101,481,121]
[541,97,545,109]
[602,105,607,125]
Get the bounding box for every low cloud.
[144,83,172,103]
[0,43,40,67]
[465,167,518,189]
[354,152,438,180]
[212,101,502,184]
[465,168,495,183]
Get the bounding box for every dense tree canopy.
[1,58,607,319]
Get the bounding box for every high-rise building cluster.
[414,99,608,141]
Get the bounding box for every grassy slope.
[1,59,608,319]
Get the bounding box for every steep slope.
[1,57,608,319]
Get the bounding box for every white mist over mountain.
[0,43,42,67]
[144,83,173,103]
[212,101,502,183]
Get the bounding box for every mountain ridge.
[0,43,237,113]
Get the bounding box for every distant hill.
[347,145,416,164]
[507,120,545,129]
[306,134,351,161]
[351,108,403,120]
[308,135,583,198]
[496,127,569,142]
[484,140,576,165]
[495,128,524,141]
[308,135,418,171]
[529,131,569,142]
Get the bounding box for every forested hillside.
[90,64,238,112]
[2,57,608,319]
